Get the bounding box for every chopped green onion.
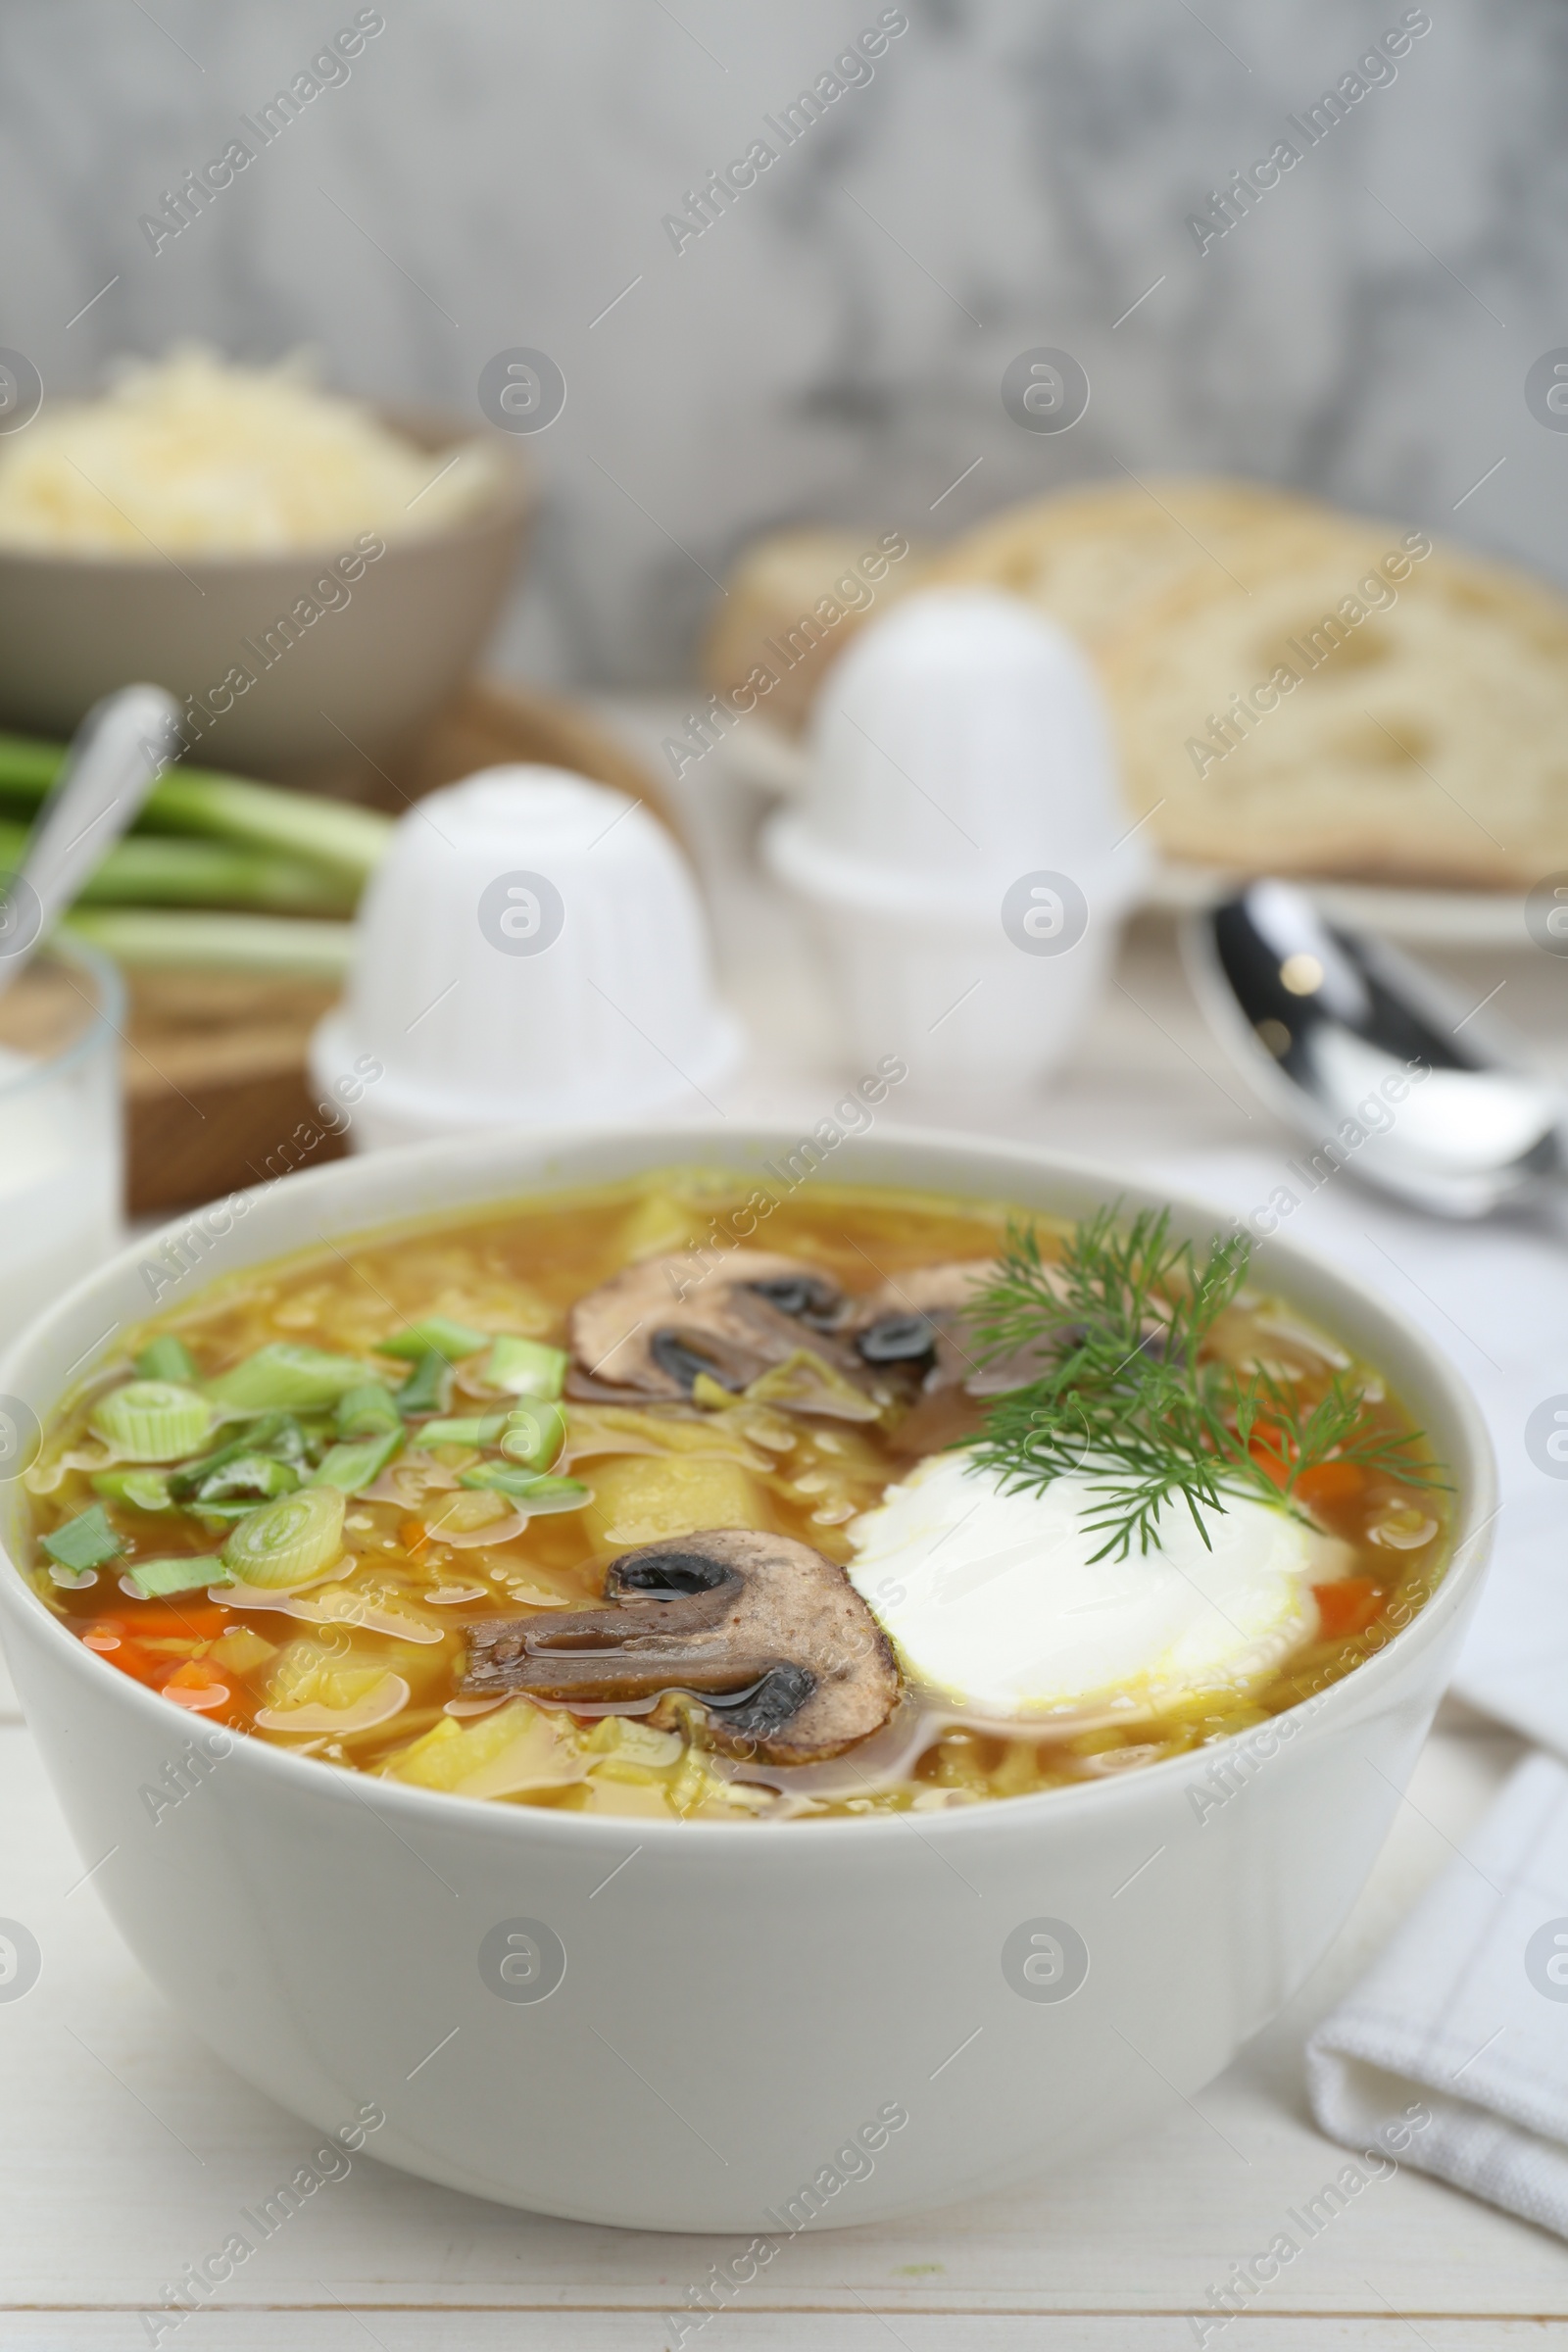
[40,1504,123,1573]
[417,1412,511,1448]
[91,1380,217,1461]
[335,1382,403,1441]
[123,1555,231,1599]
[458,1467,589,1511]
[498,1402,567,1470]
[206,1344,369,1412]
[264,1416,317,1471]
[169,1438,250,1499]
[222,1485,346,1590]
[189,1453,301,1509]
[485,1335,567,1399]
[92,1468,175,1513]
[394,1350,451,1415]
[417,1401,565,1463]
[310,1427,403,1493]
[135,1336,199,1383]
[166,1415,297,1497]
[378,1317,490,1365]
[170,1435,260,1494]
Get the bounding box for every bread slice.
[696,483,1318,738]
[928,475,1333,646]
[701,479,1568,888]
[1102,527,1568,887]
[699,529,926,735]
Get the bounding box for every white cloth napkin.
[1305,1750,1568,2236]
[1149,1145,1568,1756]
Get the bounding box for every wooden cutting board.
[302,673,673,819]
[124,676,667,1215]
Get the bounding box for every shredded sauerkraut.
[0,347,500,555]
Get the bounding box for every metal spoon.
[0,683,182,999]
[1181,878,1564,1220]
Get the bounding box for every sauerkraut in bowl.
[0,347,504,558]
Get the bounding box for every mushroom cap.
[462,1527,900,1766]
[567,1249,861,1403]
[859,1262,999,1320]
[850,1259,1102,1465]
[851,1259,998,1389]
[851,1257,1103,1398]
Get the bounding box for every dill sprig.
[965,1204,1441,1562]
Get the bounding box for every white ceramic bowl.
[0,1124,1494,2232]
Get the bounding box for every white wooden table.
[2,700,1564,2349]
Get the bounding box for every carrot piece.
[160,1661,232,1712]
[1248,1423,1294,1489]
[120,1597,229,1642]
[77,1607,225,1688]
[1312,1578,1383,1640]
[1296,1460,1366,1507]
[84,1630,157,1685]
[399,1514,431,1555]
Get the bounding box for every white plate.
[716,722,1531,953]
[1142,863,1529,950]
[716,714,814,800]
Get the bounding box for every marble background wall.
[1,0,1562,685]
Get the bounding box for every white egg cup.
[313,764,741,1150]
[766,590,1150,1092]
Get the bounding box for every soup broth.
[23,1172,1449,1820]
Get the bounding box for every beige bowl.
[0,411,533,780]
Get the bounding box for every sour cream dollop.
[847,1450,1326,1719]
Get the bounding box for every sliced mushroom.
[567,1250,860,1403]
[852,1260,992,1381]
[852,1258,1091,1460]
[852,1257,1100,1397]
[462,1527,900,1765]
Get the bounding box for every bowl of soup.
[0,1123,1494,2231]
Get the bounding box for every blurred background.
[4,0,1562,687]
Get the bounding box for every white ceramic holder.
[764,589,1149,1093]
[312,764,741,1149]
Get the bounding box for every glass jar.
[0,940,123,1350]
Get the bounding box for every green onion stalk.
[62,910,355,977]
[0,726,391,977]
[0,819,356,915]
